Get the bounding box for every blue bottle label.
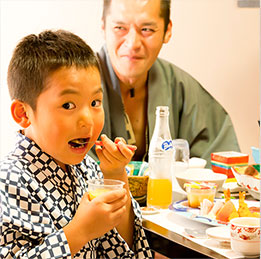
[161,140,173,151]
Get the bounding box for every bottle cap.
[156,106,169,116]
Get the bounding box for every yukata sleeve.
[175,75,240,168]
[0,164,71,258]
[97,197,152,259]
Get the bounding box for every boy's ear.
[11,100,31,128]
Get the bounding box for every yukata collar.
[14,130,70,173]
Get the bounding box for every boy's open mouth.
[68,138,89,149]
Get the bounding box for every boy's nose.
[78,110,94,128]
[124,27,141,50]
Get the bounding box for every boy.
[0,30,152,258]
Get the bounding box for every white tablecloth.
[142,209,257,259]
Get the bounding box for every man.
[89,0,240,167]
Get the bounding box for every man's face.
[103,0,172,82]
[25,66,104,170]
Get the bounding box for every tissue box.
[211,151,249,178]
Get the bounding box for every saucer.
[206,226,231,245]
[141,207,160,215]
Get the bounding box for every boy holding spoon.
[0,30,151,258]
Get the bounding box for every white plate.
[170,199,260,227]
[206,226,231,244]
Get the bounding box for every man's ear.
[101,19,106,38]
[163,20,172,44]
[11,100,31,128]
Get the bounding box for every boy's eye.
[62,102,75,110]
[91,100,102,107]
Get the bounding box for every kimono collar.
[14,130,70,174]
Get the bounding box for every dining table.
[141,182,260,259]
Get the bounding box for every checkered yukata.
[0,132,152,258]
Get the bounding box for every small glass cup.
[184,181,217,208]
[172,139,190,166]
[87,179,125,200]
[172,139,190,192]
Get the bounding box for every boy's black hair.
[8,30,100,110]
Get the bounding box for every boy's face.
[25,66,104,170]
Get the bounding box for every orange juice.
[89,188,110,200]
[147,178,172,209]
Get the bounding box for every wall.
[0,0,259,163]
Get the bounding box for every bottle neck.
[153,115,171,139]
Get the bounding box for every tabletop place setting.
[125,106,260,259]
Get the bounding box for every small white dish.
[189,157,207,168]
[206,226,231,245]
[141,207,160,215]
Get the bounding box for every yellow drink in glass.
[87,179,125,201]
[147,178,172,209]
[89,188,111,200]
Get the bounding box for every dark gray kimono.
[89,46,240,168]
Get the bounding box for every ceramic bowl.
[230,217,260,256]
[188,157,207,168]
[231,165,260,200]
[175,168,227,192]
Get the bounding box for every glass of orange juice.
[87,179,125,200]
[147,177,172,209]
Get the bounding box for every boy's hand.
[64,189,127,255]
[95,134,136,178]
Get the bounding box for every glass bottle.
[147,106,173,209]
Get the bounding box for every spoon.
[95,140,136,151]
[184,228,207,238]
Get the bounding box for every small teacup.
[230,217,260,256]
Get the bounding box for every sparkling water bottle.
[147,106,173,209]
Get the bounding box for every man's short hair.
[8,30,100,110]
[102,0,171,34]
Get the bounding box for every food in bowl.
[244,164,259,177]
[128,175,149,198]
[231,164,260,200]
[175,168,227,191]
[184,181,217,208]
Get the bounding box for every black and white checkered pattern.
[0,132,152,258]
